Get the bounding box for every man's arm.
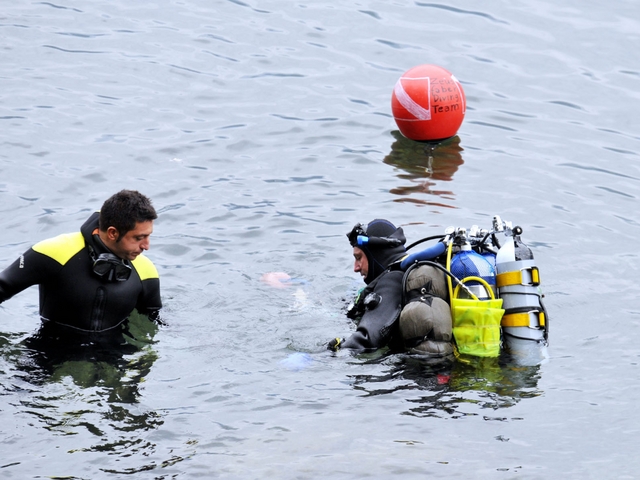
[0,248,62,304]
[338,270,404,353]
[132,254,162,321]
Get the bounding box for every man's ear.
[106,226,120,241]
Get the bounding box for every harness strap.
[496,266,540,288]
[501,310,545,328]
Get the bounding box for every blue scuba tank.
[450,244,497,299]
[481,251,497,270]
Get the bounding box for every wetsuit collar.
[80,211,104,251]
[81,212,132,281]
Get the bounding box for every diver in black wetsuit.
[0,190,162,335]
[328,219,407,353]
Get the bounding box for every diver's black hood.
[348,219,406,284]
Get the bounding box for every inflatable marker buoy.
[391,64,466,142]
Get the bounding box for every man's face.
[106,220,154,261]
[353,247,368,279]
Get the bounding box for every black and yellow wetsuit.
[0,212,162,332]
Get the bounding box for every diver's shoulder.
[32,232,85,265]
[131,254,159,280]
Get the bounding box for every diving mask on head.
[347,223,368,247]
[347,222,403,248]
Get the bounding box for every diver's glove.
[327,337,343,351]
[148,309,167,326]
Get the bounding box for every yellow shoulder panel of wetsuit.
[32,232,86,266]
[132,254,159,280]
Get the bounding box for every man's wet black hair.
[99,190,157,238]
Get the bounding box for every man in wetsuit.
[328,219,407,353]
[0,190,162,334]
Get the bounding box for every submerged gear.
[347,219,407,284]
[0,212,162,332]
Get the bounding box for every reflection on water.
[349,352,542,418]
[0,312,165,469]
[383,132,465,207]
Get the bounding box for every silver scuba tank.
[495,226,548,364]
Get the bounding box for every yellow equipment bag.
[451,276,504,357]
[444,242,504,357]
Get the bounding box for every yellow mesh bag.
[451,276,504,357]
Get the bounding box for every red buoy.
[391,64,466,142]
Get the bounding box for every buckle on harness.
[496,266,540,288]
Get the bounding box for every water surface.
[1,0,640,478]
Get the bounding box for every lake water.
[1,0,639,478]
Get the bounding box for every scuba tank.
[495,225,548,364]
[394,217,549,362]
[450,241,497,299]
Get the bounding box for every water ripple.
[415,2,509,24]
[38,2,82,12]
[595,186,635,199]
[559,163,640,180]
[548,100,586,111]
[467,120,518,132]
[42,45,107,54]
